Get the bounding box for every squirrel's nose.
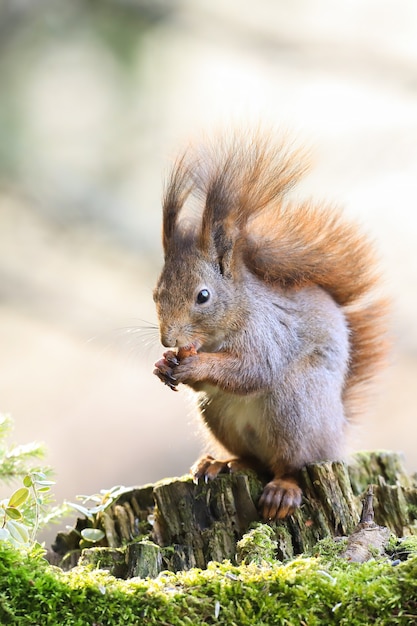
[160,328,177,348]
[160,327,191,349]
[161,336,174,348]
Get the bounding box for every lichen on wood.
[49,451,417,579]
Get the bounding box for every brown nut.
[177,345,197,360]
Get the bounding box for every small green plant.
[67,485,132,547]
[0,413,56,548]
[0,471,54,546]
[0,414,46,483]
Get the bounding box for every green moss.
[2,542,417,624]
[236,523,278,565]
[391,535,417,563]
[406,504,417,521]
[399,536,417,554]
[307,536,349,560]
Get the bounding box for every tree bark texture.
[51,452,417,578]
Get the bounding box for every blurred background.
[1,0,417,537]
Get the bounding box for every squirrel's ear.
[212,222,237,278]
[162,154,191,254]
[200,168,238,277]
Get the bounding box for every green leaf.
[6,442,45,459]
[67,502,92,518]
[8,487,29,508]
[33,479,55,487]
[5,507,23,520]
[77,494,102,504]
[6,520,29,544]
[23,475,33,488]
[81,528,105,543]
[0,527,11,542]
[31,471,47,480]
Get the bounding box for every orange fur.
[161,130,388,417]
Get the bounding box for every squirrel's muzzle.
[160,325,193,349]
[160,326,180,348]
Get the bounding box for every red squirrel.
[153,131,388,520]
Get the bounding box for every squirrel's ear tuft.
[217,250,235,279]
[215,226,235,278]
[162,153,192,254]
[199,158,239,277]
[199,166,234,249]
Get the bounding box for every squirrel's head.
[153,236,245,352]
[153,131,305,351]
[153,143,247,352]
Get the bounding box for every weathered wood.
[348,450,411,493]
[125,540,163,579]
[152,472,261,569]
[49,451,417,578]
[78,546,128,578]
[340,485,393,563]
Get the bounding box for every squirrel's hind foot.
[191,456,302,520]
[258,477,303,520]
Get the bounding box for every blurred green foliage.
[0,0,173,178]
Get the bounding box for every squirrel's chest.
[197,385,270,461]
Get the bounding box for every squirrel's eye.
[196,289,210,304]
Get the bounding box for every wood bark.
[50,451,417,578]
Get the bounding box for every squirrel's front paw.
[174,353,202,385]
[154,346,199,390]
[258,477,302,520]
[153,350,180,391]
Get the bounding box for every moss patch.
[1,542,417,625]
[236,523,278,565]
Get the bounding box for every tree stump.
[50,451,417,578]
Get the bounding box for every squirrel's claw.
[153,357,179,391]
[153,368,178,391]
[191,455,228,482]
[258,477,302,521]
[190,455,248,482]
[163,351,180,367]
[154,348,200,390]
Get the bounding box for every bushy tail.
[223,134,390,416]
